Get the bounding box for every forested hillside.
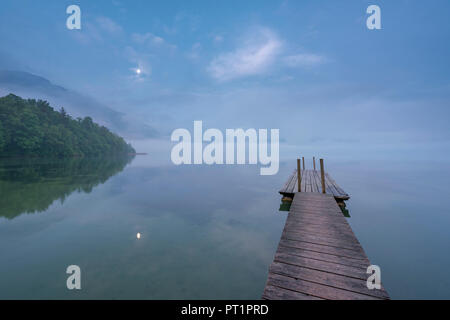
[0,94,135,157]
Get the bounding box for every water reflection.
[0,156,134,220]
[0,164,286,299]
[278,196,292,212]
[337,200,351,217]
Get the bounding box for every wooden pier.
[263,158,389,300]
[279,169,349,200]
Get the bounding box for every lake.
[0,156,449,299]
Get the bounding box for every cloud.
[162,12,200,35]
[207,27,282,81]
[71,16,123,44]
[132,32,165,46]
[213,35,224,44]
[96,16,123,35]
[0,70,158,138]
[131,32,177,53]
[186,42,202,60]
[283,53,327,68]
[70,21,103,44]
[207,27,328,81]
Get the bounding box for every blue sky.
[1,0,449,162]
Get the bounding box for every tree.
[0,94,135,157]
[0,122,5,151]
[13,108,44,153]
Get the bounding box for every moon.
[136,68,141,75]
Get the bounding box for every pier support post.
[320,158,326,194]
[302,157,305,170]
[313,157,316,171]
[297,158,302,192]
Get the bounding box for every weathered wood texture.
[279,169,350,200]
[262,192,389,300]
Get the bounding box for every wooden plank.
[289,203,342,211]
[325,182,337,197]
[282,229,362,250]
[267,273,379,300]
[284,219,357,236]
[312,170,321,193]
[280,171,293,192]
[281,230,364,253]
[285,214,351,227]
[286,208,346,220]
[269,262,389,299]
[289,206,343,215]
[262,284,323,300]
[314,170,326,195]
[327,173,349,198]
[274,252,368,280]
[307,170,313,193]
[302,170,306,192]
[291,198,340,207]
[279,170,350,200]
[278,238,368,261]
[312,170,319,192]
[325,173,348,196]
[266,169,386,300]
[276,245,370,269]
[289,171,297,193]
[280,170,296,193]
[283,226,362,246]
[282,226,361,246]
[284,219,363,246]
[290,196,340,204]
[285,218,351,231]
[289,208,342,217]
[289,206,342,215]
[310,171,315,193]
[290,195,337,201]
[324,173,343,197]
[291,198,339,205]
[280,238,366,260]
[292,192,336,200]
[287,171,297,193]
[285,214,354,232]
[305,170,310,192]
[284,221,359,240]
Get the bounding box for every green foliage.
[0,121,5,150]
[0,94,135,157]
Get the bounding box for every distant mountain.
[0,70,157,139]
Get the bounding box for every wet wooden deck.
[263,192,389,300]
[279,169,350,200]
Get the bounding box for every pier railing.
[296,157,326,194]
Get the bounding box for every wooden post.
[320,158,325,194]
[302,157,305,170]
[297,158,301,192]
[313,157,316,171]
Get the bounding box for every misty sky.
[0,0,449,162]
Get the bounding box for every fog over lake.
[1,153,449,299]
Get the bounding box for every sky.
[0,0,449,163]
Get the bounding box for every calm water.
[0,156,449,299]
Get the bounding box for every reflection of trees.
[0,156,134,220]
